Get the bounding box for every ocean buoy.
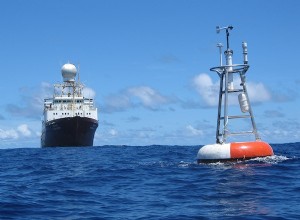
[197,141,274,163]
[196,26,274,163]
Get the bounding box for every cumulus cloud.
[0,129,19,139]
[102,86,173,113]
[0,124,33,140]
[192,73,271,107]
[127,86,169,108]
[186,125,204,136]
[247,82,271,102]
[94,128,120,144]
[192,74,219,106]
[102,93,132,113]
[259,120,300,142]
[0,124,34,140]
[6,82,52,119]
[17,124,32,137]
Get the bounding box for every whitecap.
[249,155,290,164]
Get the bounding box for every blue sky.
[1,0,300,148]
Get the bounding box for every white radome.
[61,63,77,82]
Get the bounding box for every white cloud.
[193,74,219,106]
[82,87,96,99]
[192,73,271,107]
[109,129,118,136]
[17,124,32,137]
[0,124,34,141]
[6,82,52,119]
[127,86,169,108]
[102,86,172,113]
[102,94,132,113]
[247,82,271,102]
[186,125,203,136]
[94,128,120,144]
[259,120,300,143]
[0,129,19,139]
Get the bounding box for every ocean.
[0,143,299,219]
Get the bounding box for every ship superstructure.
[41,63,98,147]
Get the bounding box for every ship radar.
[61,63,77,82]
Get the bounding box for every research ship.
[41,63,98,147]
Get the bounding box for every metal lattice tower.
[212,26,261,144]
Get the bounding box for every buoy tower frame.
[213,26,259,144]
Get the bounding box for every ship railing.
[45,104,97,111]
[44,106,53,110]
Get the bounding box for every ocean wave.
[249,155,291,164]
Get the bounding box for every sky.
[1,0,300,148]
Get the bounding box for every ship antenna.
[77,63,80,83]
[77,63,82,96]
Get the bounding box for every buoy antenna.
[216,43,223,66]
[216,25,233,50]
